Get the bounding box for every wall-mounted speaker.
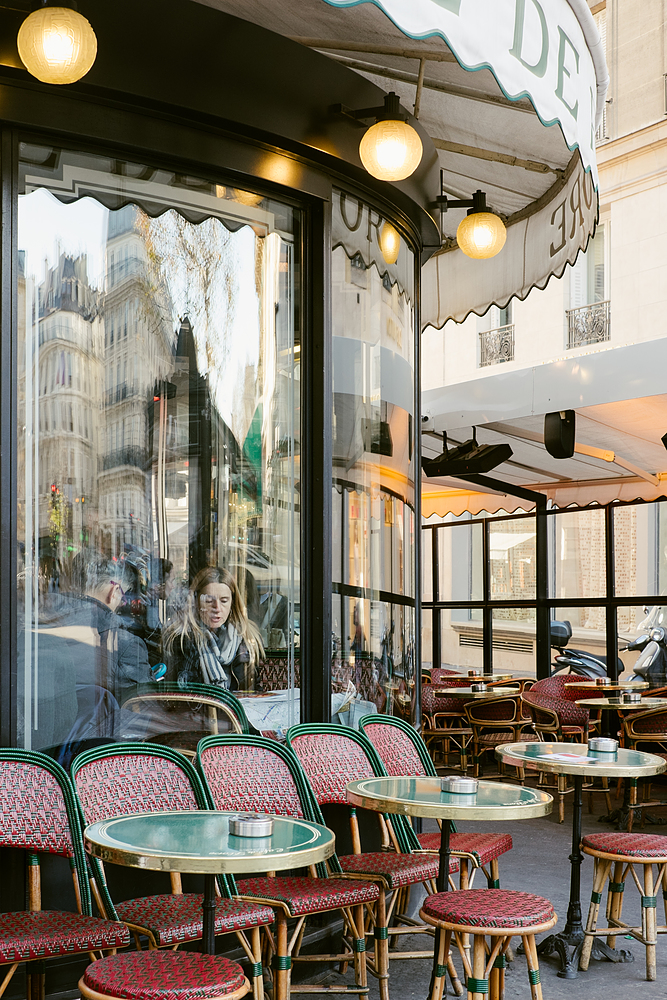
[544,410,576,459]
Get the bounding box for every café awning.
[201,0,608,325]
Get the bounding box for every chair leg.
[522,934,543,1000]
[375,886,390,1000]
[429,928,449,1000]
[249,926,264,1000]
[274,910,290,1000]
[351,904,368,992]
[606,860,624,950]
[643,864,657,982]
[579,857,612,971]
[471,933,486,1000]
[558,775,566,823]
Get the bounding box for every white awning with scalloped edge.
[199,0,608,326]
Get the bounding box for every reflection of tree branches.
[140,210,237,373]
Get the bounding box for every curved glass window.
[331,191,417,724]
[17,142,300,757]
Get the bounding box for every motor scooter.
[628,626,667,689]
[550,619,620,679]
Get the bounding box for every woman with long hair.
[163,566,263,691]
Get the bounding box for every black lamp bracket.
[332,92,407,127]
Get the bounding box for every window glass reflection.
[331,191,416,722]
[17,144,300,756]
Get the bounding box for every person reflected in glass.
[164,566,262,691]
[44,553,153,754]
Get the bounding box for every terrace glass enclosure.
[422,498,667,680]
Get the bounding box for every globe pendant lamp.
[457,209,507,260]
[379,221,400,265]
[359,93,423,182]
[436,180,507,260]
[18,2,97,85]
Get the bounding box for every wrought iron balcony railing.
[479,324,514,367]
[566,300,610,349]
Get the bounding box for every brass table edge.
[495,742,667,778]
[345,779,553,821]
[84,811,335,874]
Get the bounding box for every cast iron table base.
[538,775,633,978]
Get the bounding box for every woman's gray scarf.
[199,623,241,687]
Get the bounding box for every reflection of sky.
[18,189,108,286]
[152,214,261,436]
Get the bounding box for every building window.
[566,225,609,348]
[479,303,514,367]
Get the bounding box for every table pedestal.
[537,776,633,977]
[202,874,217,955]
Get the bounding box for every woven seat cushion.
[81,951,246,1000]
[0,911,129,962]
[236,876,379,916]
[582,832,667,859]
[422,888,555,930]
[417,832,512,866]
[115,895,274,947]
[339,851,455,886]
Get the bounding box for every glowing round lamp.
[456,211,507,259]
[359,119,423,182]
[379,221,400,265]
[18,5,97,85]
[232,189,264,208]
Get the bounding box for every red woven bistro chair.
[463,696,531,780]
[421,678,474,771]
[522,678,610,822]
[580,832,667,982]
[286,724,473,998]
[358,715,512,890]
[71,744,273,1000]
[0,749,130,1000]
[196,735,380,1000]
[420,889,557,1000]
[619,704,667,829]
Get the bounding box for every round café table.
[346,776,552,999]
[576,696,667,711]
[433,686,520,699]
[496,741,666,979]
[85,810,335,954]
[575,695,667,735]
[564,680,648,691]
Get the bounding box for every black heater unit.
[422,430,512,478]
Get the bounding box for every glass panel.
[614,503,661,598]
[492,608,536,679]
[422,528,433,603]
[489,517,536,601]
[617,604,667,680]
[422,608,433,669]
[550,607,606,670]
[549,508,606,600]
[438,522,483,602]
[440,608,483,674]
[17,143,300,753]
[331,191,416,720]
